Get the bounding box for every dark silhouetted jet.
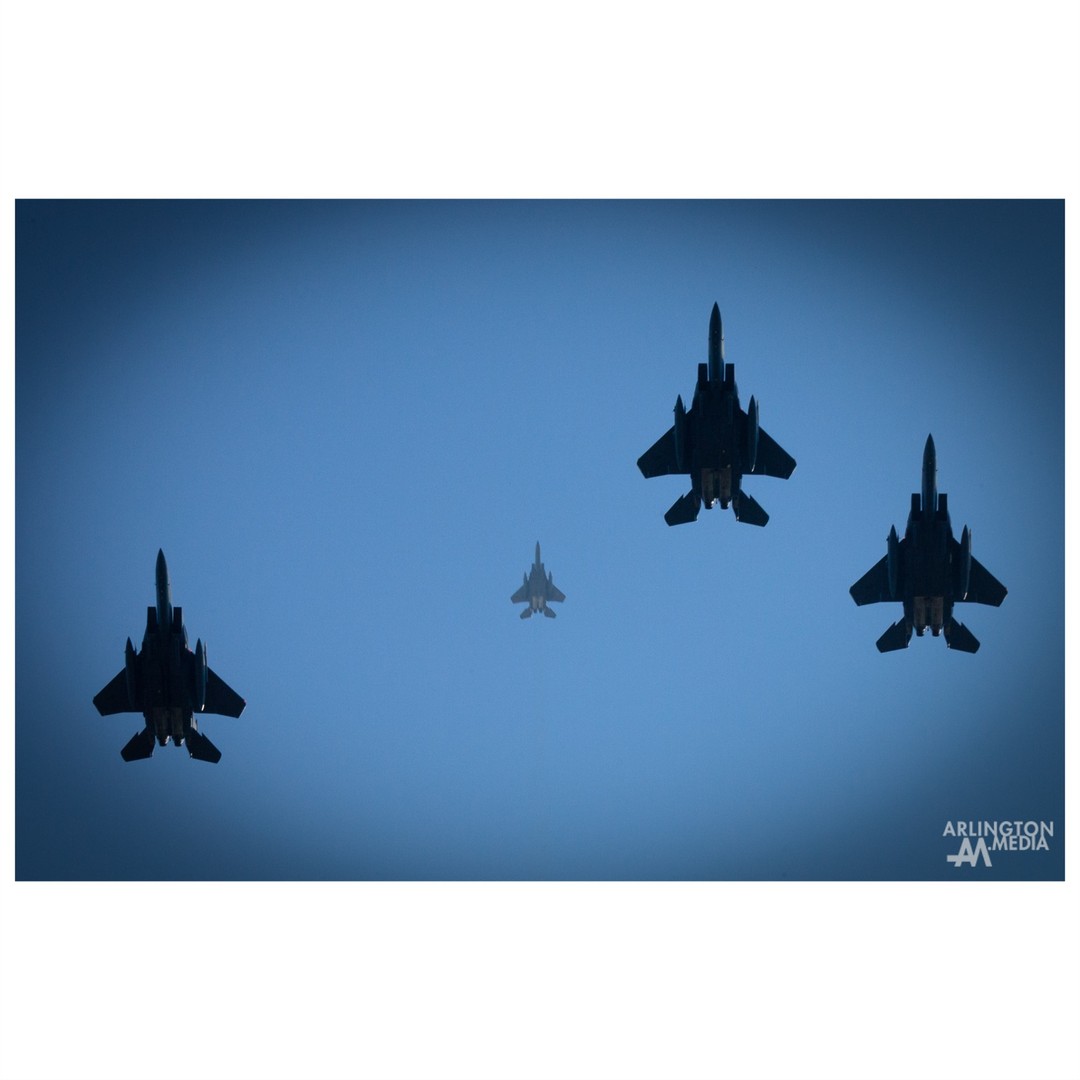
[850,435,1007,652]
[637,303,796,525]
[511,542,566,619]
[93,550,245,761]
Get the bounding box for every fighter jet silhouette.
[511,543,566,619]
[93,550,245,761]
[638,303,796,526]
[850,436,1007,652]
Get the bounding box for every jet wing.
[963,554,1008,607]
[202,668,246,717]
[546,582,566,603]
[749,426,796,479]
[637,426,684,478]
[510,582,529,604]
[93,669,136,715]
[850,550,900,606]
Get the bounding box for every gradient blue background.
[16,199,1063,880]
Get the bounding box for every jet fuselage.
[901,496,954,637]
[686,363,742,510]
[525,578,549,613]
[133,549,200,745]
[139,611,197,745]
[900,435,954,637]
[524,546,552,613]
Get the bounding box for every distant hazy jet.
[637,303,796,526]
[849,435,1007,652]
[511,542,566,619]
[93,550,246,761]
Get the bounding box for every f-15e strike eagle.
[637,303,796,526]
[93,550,245,761]
[511,542,565,619]
[849,435,1007,652]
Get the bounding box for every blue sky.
[16,199,1063,881]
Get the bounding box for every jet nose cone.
[156,549,167,576]
[921,434,938,513]
[707,302,725,375]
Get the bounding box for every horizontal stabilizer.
[542,606,556,619]
[519,608,533,619]
[664,491,701,526]
[186,728,222,763]
[120,726,156,762]
[876,620,911,653]
[733,491,769,527]
[944,619,980,653]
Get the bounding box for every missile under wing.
[511,542,566,619]
[93,550,245,761]
[849,435,1007,652]
[637,303,795,526]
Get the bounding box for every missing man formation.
[93,304,1007,761]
